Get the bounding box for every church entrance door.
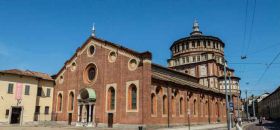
[76,88,96,127]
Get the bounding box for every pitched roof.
[261,86,280,102]
[152,64,224,95]
[53,36,152,78]
[0,69,53,81]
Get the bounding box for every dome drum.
[171,38,224,57]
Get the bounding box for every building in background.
[242,93,269,120]
[255,93,269,117]
[52,20,240,128]
[256,93,269,103]
[258,87,280,119]
[0,69,54,125]
[168,20,241,116]
[245,95,257,118]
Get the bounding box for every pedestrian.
[259,116,263,125]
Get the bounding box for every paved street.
[0,126,120,130]
[0,124,228,130]
[3,121,280,130]
[244,120,280,130]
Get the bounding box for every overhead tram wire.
[241,0,249,57]
[246,42,280,56]
[244,0,257,57]
[241,89,270,93]
[240,0,250,78]
[228,42,280,58]
[256,51,280,85]
[240,0,257,79]
[228,62,262,65]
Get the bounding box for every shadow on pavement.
[261,120,280,130]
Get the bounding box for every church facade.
[52,21,240,128]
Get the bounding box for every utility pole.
[167,86,170,128]
[237,90,241,118]
[252,95,256,118]
[224,60,230,130]
[229,76,233,128]
[237,90,241,125]
[246,90,249,121]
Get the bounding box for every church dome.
[168,20,226,67]
[170,20,225,57]
[170,35,225,51]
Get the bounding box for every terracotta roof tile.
[0,69,53,81]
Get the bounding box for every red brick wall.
[143,81,227,126]
[52,37,228,127]
[52,39,151,125]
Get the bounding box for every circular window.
[70,62,77,71]
[108,51,117,62]
[87,45,95,56]
[83,63,97,83]
[59,75,64,84]
[128,58,138,71]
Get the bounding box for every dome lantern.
[190,19,202,36]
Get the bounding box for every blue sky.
[0,0,280,98]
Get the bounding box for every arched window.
[187,98,190,115]
[171,96,176,115]
[156,86,162,95]
[224,103,226,116]
[107,87,115,111]
[201,100,204,116]
[163,95,167,115]
[151,93,157,115]
[192,41,195,48]
[205,101,209,116]
[216,102,219,117]
[69,92,74,111]
[57,93,62,112]
[179,97,184,115]
[193,99,197,115]
[128,84,137,110]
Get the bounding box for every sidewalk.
[241,121,257,130]
[157,123,227,130]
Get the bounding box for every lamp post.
[223,59,230,130]
[237,90,241,118]
[246,90,249,121]
[252,95,256,119]
[229,76,233,128]
[237,90,241,125]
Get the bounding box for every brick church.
[52,20,241,128]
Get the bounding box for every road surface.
[244,120,280,130]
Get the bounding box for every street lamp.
[223,59,230,130]
[228,75,233,128]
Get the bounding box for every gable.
[54,36,152,82]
